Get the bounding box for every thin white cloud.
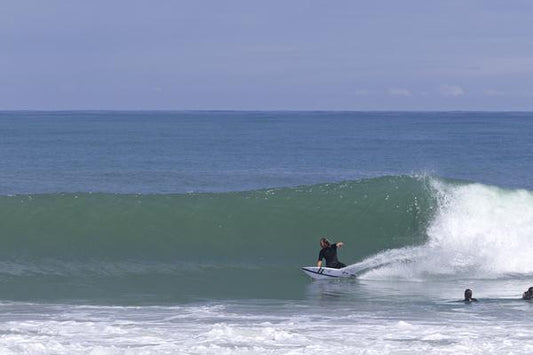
[387,88,412,97]
[440,84,465,97]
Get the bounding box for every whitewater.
[348,179,533,280]
[1,111,532,354]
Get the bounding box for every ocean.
[0,111,532,353]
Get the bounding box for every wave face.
[0,175,532,303]
[0,175,431,260]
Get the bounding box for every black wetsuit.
[318,244,345,269]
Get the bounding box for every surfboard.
[301,266,356,280]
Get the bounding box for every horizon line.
[1,109,533,113]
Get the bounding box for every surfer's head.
[528,287,533,296]
[464,288,473,300]
[320,237,330,248]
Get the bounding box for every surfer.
[317,237,346,269]
[522,287,533,300]
[464,288,478,303]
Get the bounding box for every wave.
[0,175,532,302]
[0,175,433,262]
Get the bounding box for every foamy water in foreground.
[2,280,533,355]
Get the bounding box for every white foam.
[2,301,532,354]
[356,180,533,280]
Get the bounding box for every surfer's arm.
[317,249,325,267]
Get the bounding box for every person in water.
[522,287,533,300]
[317,237,346,269]
[464,288,478,303]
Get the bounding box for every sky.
[1,0,533,110]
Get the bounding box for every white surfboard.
[301,266,356,280]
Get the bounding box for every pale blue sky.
[1,0,533,110]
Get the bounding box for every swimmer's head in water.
[528,287,533,295]
[320,237,330,248]
[464,289,473,300]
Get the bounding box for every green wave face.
[0,176,438,303]
[0,176,434,261]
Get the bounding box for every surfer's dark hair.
[320,237,330,247]
[464,289,472,298]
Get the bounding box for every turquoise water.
[0,111,532,353]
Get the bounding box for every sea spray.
[358,180,533,280]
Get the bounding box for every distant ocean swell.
[0,175,532,303]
